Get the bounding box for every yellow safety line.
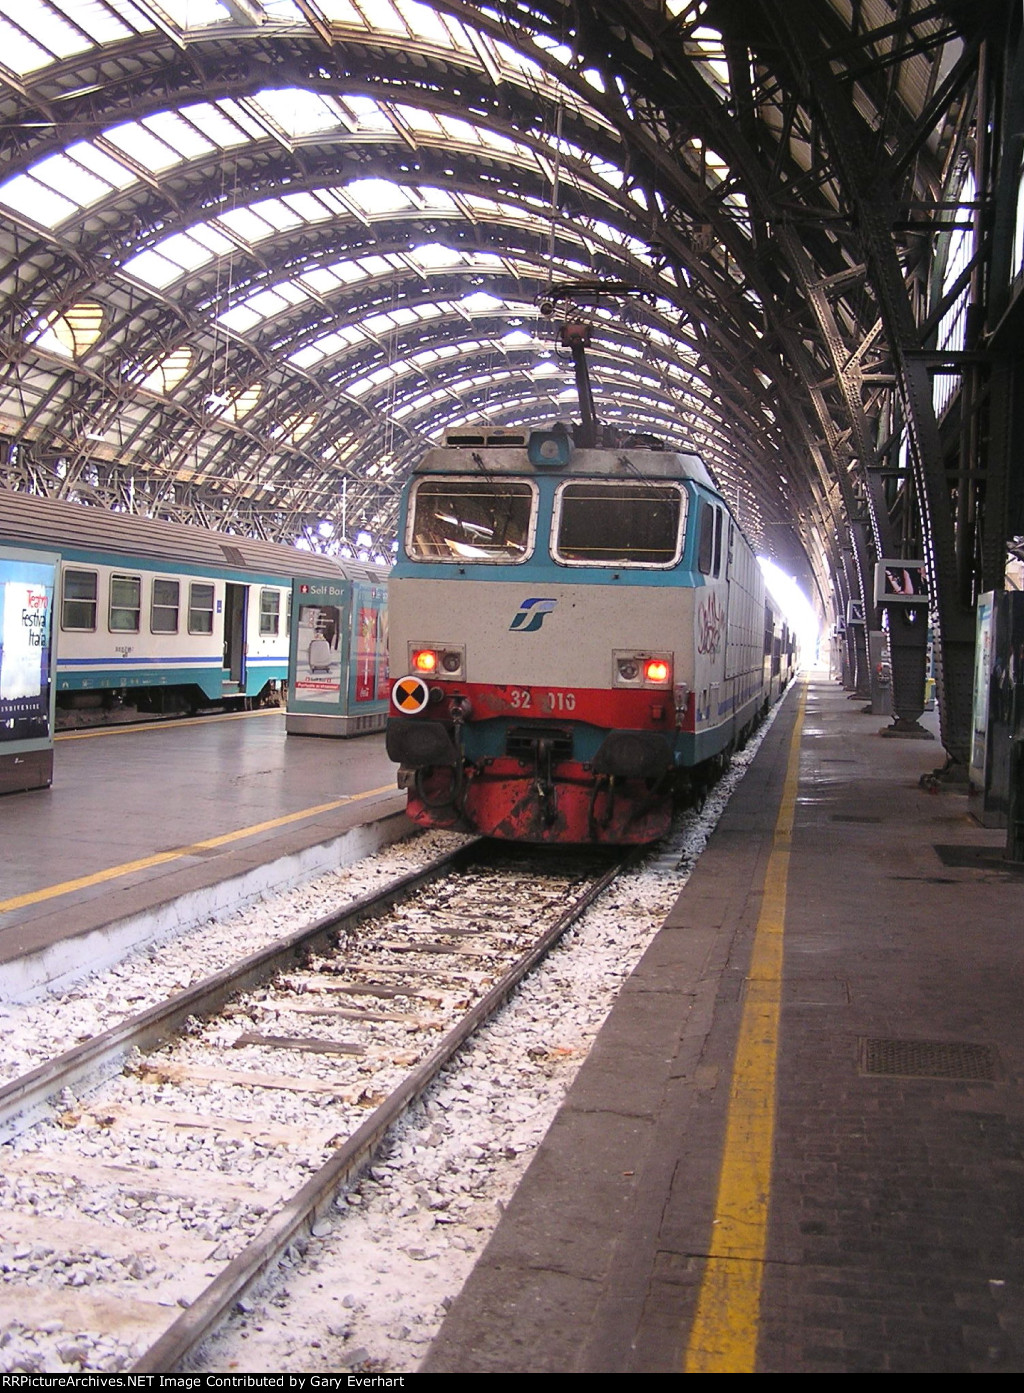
[0,784,397,915]
[684,684,807,1374]
[56,707,283,740]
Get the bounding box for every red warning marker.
[391,674,430,714]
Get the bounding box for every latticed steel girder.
[425,0,995,762]
[0,0,1003,724]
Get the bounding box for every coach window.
[259,588,281,636]
[62,568,97,630]
[151,578,180,634]
[189,582,215,634]
[553,481,685,567]
[109,573,141,632]
[407,478,537,562]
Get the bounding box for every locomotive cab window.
[553,481,685,567]
[61,568,97,631]
[406,477,537,563]
[109,573,141,632]
[697,503,715,575]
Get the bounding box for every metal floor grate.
[859,1037,999,1080]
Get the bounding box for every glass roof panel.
[352,0,406,36]
[394,0,451,45]
[143,110,217,161]
[345,179,417,215]
[302,266,345,294]
[316,0,363,21]
[29,151,110,205]
[246,288,293,318]
[105,121,181,172]
[189,223,235,255]
[0,0,101,68]
[121,249,180,288]
[339,95,393,133]
[157,230,217,272]
[66,0,139,43]
[218,303,263,332]
[251,89,346,138]
[289,345,327,369]
[154,0,229,25]
[280,191,334,221]
[68,140,137,189]
[0,16,55,73]
[251,198,304,232]
[217,206,274,241]
[194,99,264,147]
[0,173,76,226]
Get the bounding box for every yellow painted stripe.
[0,784,396,915]
[684,683,807,1373]
[56,707,283,741]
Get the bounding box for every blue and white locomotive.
[385,307,794,845]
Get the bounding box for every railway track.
[0,839,630,1374]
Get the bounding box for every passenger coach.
[0,488,386,724]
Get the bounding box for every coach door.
[223,582,248,693]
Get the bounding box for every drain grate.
[859,1037,999,1080]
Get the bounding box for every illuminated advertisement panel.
[874,559,929,606]
[0,552,56,743]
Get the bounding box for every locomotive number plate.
[508,688,577,712]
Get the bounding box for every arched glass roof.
[0,0,983,607]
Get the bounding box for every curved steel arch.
[0,0,1012,766]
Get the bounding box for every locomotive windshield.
[407,478,536,563]
[553,481,686,567]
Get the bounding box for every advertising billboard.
[0,552,55,742]
[874,559,929,606]
[0,546,58,793]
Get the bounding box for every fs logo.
[509,597,557,633]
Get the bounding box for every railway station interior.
[2,0,1024,1376]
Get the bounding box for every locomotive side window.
[407,477,536,563]
[62,568,97,631]
[259,588,281,635]
[151,578,180,634]
[553,482,685,567]
[713,508,724,576]
[188,582,215,634]
[109,573,141,632]
[698,503,715,574]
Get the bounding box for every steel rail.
[133,850,634,1373]
[0,839,481,1143]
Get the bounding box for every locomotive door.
[223,583,248,693]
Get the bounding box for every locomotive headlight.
[409,643,465,679]
[613,651,673,688]
[412,648,438,673]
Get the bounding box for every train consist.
[385,313,795,845]
[0,488,386,725]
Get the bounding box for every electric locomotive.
[385,306,789,845]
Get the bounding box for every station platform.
[0,710,406,1000]
[424,671,1024,1374]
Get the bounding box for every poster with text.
[0,556,55,742]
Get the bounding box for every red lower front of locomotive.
[387,679,692,846]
